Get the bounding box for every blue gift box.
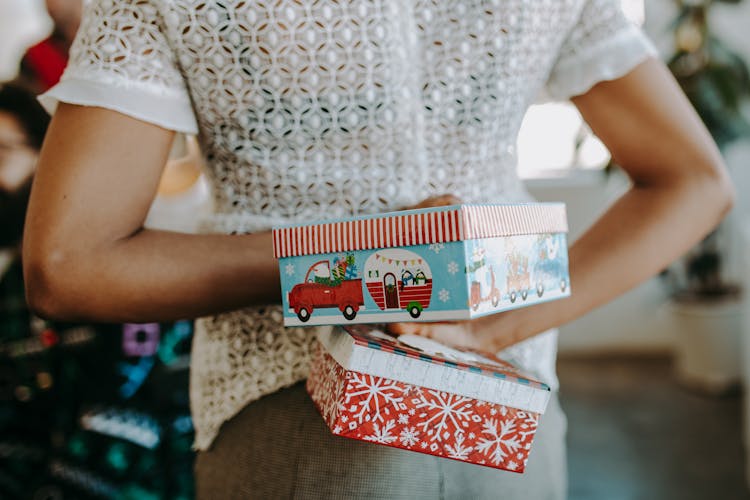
[273,203,570,326]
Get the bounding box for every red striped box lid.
[273,203,567,259]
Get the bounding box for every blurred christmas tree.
[665,0,750,298]
[0,257,195,499]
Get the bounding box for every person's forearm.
[477,174,733,350]
[26,228,279,323]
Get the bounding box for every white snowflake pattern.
[506,460,519,471]
[311,351,348,424]
[398,414,409,425]
[429,243,445,254]
[438,289,450,303]
[345,373,404,424]
[402,384,423,397]
[517,412,540,442]
[416,391,474,442]
[399,426,420,447]
[285,263,295,276]
[476,418,522,465]
[447,261,459,275]
[364,420,398,444]
[445,432,474,460]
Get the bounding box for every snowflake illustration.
[399,426,420,447]
[506,460,519,471]
[345,373,404,423]
[402,384,423,397]
[415,391,474,442]
[476,418,522,465]
[438,289,450,303]
[398,414,409,425]
[517,412,540,442]
[429,243,445,254]
[364,420,398,444]
[445,432,474,460]
[447,261,459,275]
[285,263,295,276]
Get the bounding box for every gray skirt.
[195,382,567,499]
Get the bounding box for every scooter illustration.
[470,265,501,311]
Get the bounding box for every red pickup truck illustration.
[288,260,364,322]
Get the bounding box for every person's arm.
[389,58,735,351]
[23,103,280,323]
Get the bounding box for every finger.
[411,194,462,209]
[386,322,427,336]
[425,324,482,351]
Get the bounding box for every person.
[18,0,82,92]
[0,83,49,248]
[23,1,733,498]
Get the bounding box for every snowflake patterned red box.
[307,326,551,473]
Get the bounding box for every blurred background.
[1,0,749,498]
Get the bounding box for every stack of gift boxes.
[274,203,569,473]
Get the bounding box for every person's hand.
[388,193,549,355]
[387,310,523,355]
[405,193,462,210]
[387,320,482,351]
[388,193,488,351]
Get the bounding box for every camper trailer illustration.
[364,249,433,318]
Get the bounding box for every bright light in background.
[517,0,644,179]
[0,0,51,81]
[516,103,613,178]
[621,0,646,25]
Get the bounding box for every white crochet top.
[40,0,656,450]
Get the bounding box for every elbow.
[22,246,79,322]
[717,174,735,218]
[677,160,735,232]
[634,156,735,237]
[704,163,735,224]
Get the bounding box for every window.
[517,0,646,179]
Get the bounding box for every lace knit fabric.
[41,0,656,450]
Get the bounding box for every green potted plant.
[663,0,750,393]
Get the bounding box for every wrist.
[243,230,281,305]
[472,309,525,352]
[473,297,567,352]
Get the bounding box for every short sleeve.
[545,0,658,101]
[38,0,198,134]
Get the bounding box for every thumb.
[385,322,423,336]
